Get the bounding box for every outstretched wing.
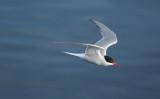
[52,42,104,49]
[89,19,118,55]
[53,42,104,55]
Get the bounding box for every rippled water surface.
[0,0,160,99]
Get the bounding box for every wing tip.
[88,19,95,22]
[88,19,101,29]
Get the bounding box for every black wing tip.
[88,19,95,22]
[88,19,100,28]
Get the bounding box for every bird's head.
[104,56,120,67]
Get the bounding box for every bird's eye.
[104,56,114,63]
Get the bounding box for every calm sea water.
[0,0,160,99]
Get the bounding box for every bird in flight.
[54,19,120,66]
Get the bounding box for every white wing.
[88,19,118,55]
[52,42,104,49]
[53,42,105,55]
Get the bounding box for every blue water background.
[0,0,160,99]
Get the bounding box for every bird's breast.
[84,54,106,66]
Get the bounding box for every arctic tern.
[54,19,120,66]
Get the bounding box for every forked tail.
[63,51,85,58]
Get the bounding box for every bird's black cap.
[104,56,114,63]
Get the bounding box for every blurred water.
[0,0,160,99]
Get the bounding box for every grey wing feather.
[52,42,104,49]
[89,19,118,55]
[53,42,104,55]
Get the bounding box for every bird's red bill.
[113,62,120,67]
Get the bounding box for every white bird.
[54,19,120,66]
